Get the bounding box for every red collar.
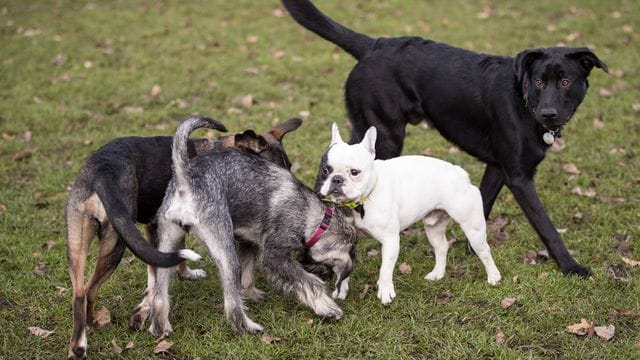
[304,207,333,248]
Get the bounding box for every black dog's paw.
[562,263,591,277]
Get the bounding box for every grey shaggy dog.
[131,116,357,336]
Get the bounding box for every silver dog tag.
[543,131,555,145]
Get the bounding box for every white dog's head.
[314,123,377,203]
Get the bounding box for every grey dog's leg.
[261,245,343,320]
[193,224,263,333]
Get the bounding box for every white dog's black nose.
[331,176,345,185]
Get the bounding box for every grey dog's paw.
[313,294,344,320]
[241,287,267,302]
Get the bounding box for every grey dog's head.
[514,47,607,132]
[302,206,357,290]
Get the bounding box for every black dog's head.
[515,47,607,131]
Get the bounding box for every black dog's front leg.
[479,164,505,218]
[506,176,590,276]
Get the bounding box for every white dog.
[316,123,502,304]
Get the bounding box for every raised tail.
[172,116,227,188]
[94,177,201,267]
[282,0,374,60]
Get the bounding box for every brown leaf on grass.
[522,250,539,265]
[241,94,253,108]
[594,325,615,341]
[420,148,432,156]
[566,318,594,336]
[500,297,516,309]
[33,263,46,276]
[125,341,135,350]
[592,117,605,129]
[358,284,370,300]
[610,308,640,322]
[153,340,173,354]
[451,266,466,278]
[608,264,630,282]
[562,163,581,175]
[550,137,566,152]
[51,53,67,65]
[436,291,451,305]
[398,262,412,274]
[28,326,54,338]
[448,146,459,154]
[245,67,260,75]
[367,249,380,257]
[123,106,143,114]
[41,240,54,251]
[11,146,38,162]
[598,88,613,97]
[495,329,505,344]
[111,339,123,354]
[571,186,596,198]
[92,306,111,329]
[491,231,509,246]
[487,216,508,232]
[150,84,161,97]
[635,340,640,350]
[246,35,259,43]
[260,335,282,344]
[622,257,640,267]
[272,49,286,59]
[572,211,583,223]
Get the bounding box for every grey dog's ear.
[514,49,546,97]
[566,48,608,74]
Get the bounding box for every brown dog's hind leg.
[67,207,96,360]
[84,223,126,325]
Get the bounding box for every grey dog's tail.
[93,177,202,267]
[282,0,374,60]
[172,116,227,187]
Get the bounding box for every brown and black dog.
[66,117,302,359]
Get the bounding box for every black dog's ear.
[566,48,608,74]
[268,117,303,142]
[514,49,546,97]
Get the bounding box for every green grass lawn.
[1,0,639,358]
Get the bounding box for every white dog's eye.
[350,169,360,176]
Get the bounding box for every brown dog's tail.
[282,0,374,60]
[172,116,227,188]
[93,177,202,267]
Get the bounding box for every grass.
[1,0,639,358]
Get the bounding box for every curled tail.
[94,178,201,267]
[172,116,227,188]
[282,0,374,59]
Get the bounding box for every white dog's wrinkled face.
[315,123,377,202]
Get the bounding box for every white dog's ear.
[330,123,344,146]
[361,126,377,156]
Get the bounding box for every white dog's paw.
[487,271,502,286]
[376,281,396,305]
[424,270,445,282]
[179,267,207,280]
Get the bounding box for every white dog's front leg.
[377,237,400,304]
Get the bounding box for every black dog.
[282,0,608,276]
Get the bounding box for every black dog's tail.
[282,0,374,60]
[94,177,202,267]
[172,115,227,187]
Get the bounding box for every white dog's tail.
[172,116,227,186]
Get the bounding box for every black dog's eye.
[560,79,571,87]
[322,165,333,176]
[350,169,360,176]
[534,79,543,88]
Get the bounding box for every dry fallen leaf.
[594,325,615,341]
[33,263,46,276]
[609,264,630,282]
[246,35,259,43]
[571,186,596,198]
[150,84,161,97]
[487,216,508,232]
[153,340,173,354]
[125,341,135,350]
[41,240,54,251]
[261,335,282,344]
[495,329,505,344]
[562,163,581,175]
[592,117,605,129]
[598,88,613,97]
[500,297,516,309]
[123,106,143,114]
[241,94,253,108]
[622,257,640,267]
[451,266,466,278]
[111,339,123,354]
[358,284,370,300]
[436,291,451,305]
[92,306,111,329]
[367,249,380,257]
[448,146,459,154]
[28,326,54,338]
[398,262,412,274]
[550,137,566,152]
[566,318,593,336]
